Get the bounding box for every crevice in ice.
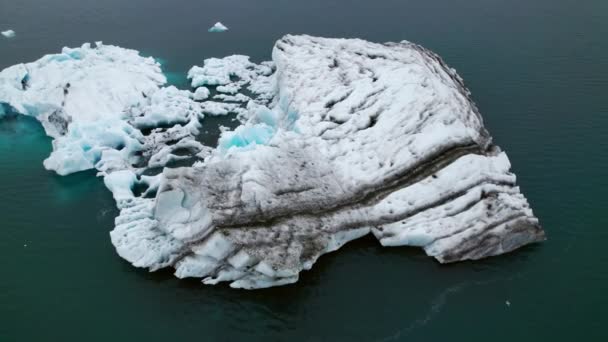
[21,73,30,90]
[324,90,353,110]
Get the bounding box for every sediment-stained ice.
[145,35,545,288]
[0,35,545,289]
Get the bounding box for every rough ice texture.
[145,35,545,288]
[0,35,545,289]
[0,42,165,174]
[0,42,210,176]
[187,55,273,89]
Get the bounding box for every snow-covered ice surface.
[0,42,167,175]
[208,22,228,33]
[0,35,545,289]
[1,29,15,38]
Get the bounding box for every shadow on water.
[0,112,556,342]
[118,230,544,339]
[196,112,241,146]
[0,112,50,143]
[48,169,107,203]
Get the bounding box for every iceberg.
[208,22,228,33]
[0,42,166,175]
[2,29,15,38]
[0,35,545,289]
[0,42,215,176]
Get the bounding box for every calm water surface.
[1,0,607,340]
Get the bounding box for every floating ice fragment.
[192,86,210,101]
[213,93,250,102]
[187,55,255,87]
[1,30,15,38]
[208,22,228,33]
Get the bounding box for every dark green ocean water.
[1,0,607,340]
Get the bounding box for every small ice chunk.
[213,93,250,102]
[200,101,239,116]
[192,86,210,101]
[208,22,228,33]
[218,123,275,151]
[216,84,240,94]
[1,30,15,38]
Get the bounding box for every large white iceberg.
[0,35,545,289]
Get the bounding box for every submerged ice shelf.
[0,35,545,289]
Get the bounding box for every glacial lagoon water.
[1,0,607,340]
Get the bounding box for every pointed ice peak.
[208,22,228,33]
[2,30,16,38]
